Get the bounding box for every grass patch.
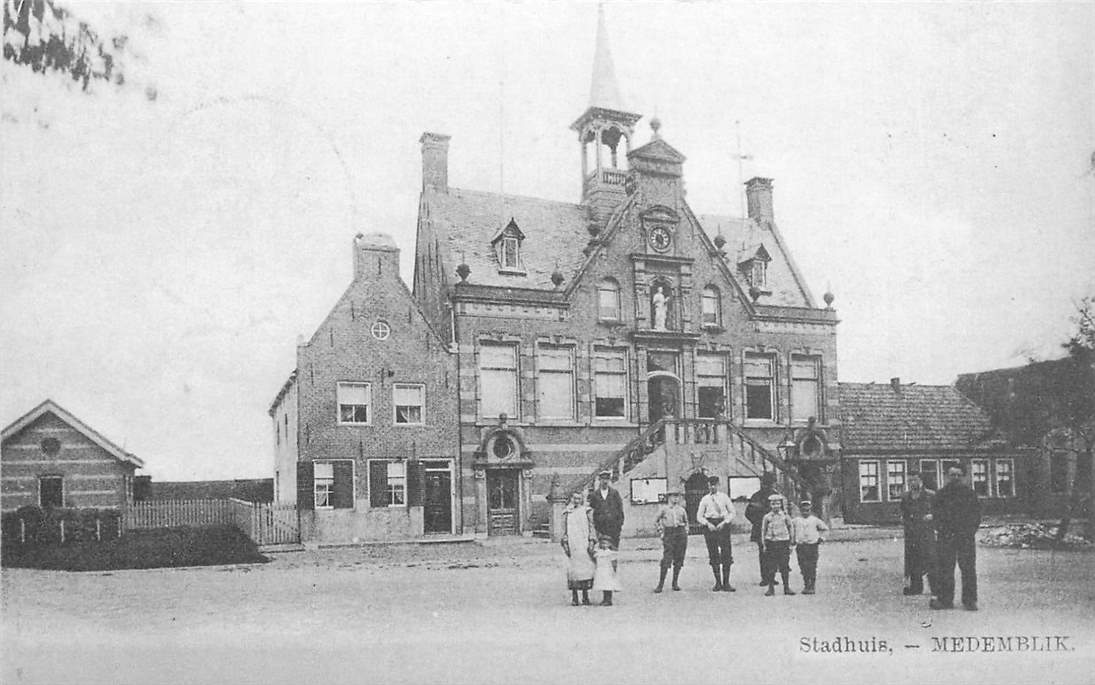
[1,525,269,571]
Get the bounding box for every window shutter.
[333,461,355,509]
[406,460,424,507]
[296,462,314,510]
[369,461,388,508]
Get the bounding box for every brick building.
[1,400,143,511]
[269,233,461,543]
[409,10,841,538]
[838,380,1034,524]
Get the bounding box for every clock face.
[649,226,672,251]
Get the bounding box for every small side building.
[838,379,1032,524]
[1,400,143,511]
[269,233,462,544]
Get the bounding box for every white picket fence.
[124,499,299,546]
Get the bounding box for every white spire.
[589,5,625,111]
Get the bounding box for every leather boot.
[782,572,795,595]
[721,564,735,592]
[711,564,723,591]
[654,566,668,593]
[671,566,682,591]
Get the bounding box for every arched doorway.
[647,372,681,424]
[684,471,709,535]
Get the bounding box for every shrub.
[1,506,121,546]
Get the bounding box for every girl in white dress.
[592,535,622,606]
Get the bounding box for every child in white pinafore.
[592,535,622,606]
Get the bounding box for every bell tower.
[570,6,642,226]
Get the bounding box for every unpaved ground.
[3,534,1093,685]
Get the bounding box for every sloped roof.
[1,399,144,467]
[425,187,589,289]
[696,214,811,307]
[838,383,998,452]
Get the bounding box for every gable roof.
[838,383,999,452]
[696,214,812,307]
[1,399,144,468]
[425,187,589,290]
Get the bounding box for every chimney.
[419,132,451,193]
[890,377,902,394]
[745,177,774,223]
[353,232,400,281]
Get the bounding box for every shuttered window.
[314,462,334,508]
[594,348,627,419]
[479,343,518,420]
[369,459,407,507]
[538,345,575,420]
[300,461,354,509]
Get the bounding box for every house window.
[995,458,1015,498]
[859,461,880,502]
[971,459,990,497]
[479,343,518,420]
[887,460,906,500]
[701,286,721,326]
[920,459,939,490]
[751,260,767,288]
[1050,451,1068,493]
[39,476,63,508]
[394,384,425,425]
[502,237,519,269]
[696,353,728,419]
[538,345,575,420]
[369,460,406,507]
[594,348,628,419]
[744,352,776,420]
[337,382,371,424]
[790,355,821,423]
[314,462,334,508]
[597,278,621,321]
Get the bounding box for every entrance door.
[648,376,680,423]
[423,460,453,534]
[684,471,709,535]
[487,470,519,535]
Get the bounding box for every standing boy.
[695,475,736,592]
[761,494,796,596]
[791,500,828,594]
[746,472,779,585]
[653,490,689,593]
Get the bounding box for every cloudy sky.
[2,1,1093,480]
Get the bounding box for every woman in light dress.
[561,491,596,606]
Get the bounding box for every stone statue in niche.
[652,285,671,330]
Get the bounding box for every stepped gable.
[426,187,588,290]
[838,382,997,451]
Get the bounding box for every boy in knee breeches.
[792,500,828,594]
[761,494,796,596]
[653,490,688,593]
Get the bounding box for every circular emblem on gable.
[648,226,672,252]
[371,321,391,340]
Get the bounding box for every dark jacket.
[745,486,776,542]
[588,486,624,538]
[932,482,981,539]
[900,488,936,576]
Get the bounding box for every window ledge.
[700,323,724,332]
[497,267,528,276]
[337,422,372,427]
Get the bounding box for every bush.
[1,525,269,571]
[1,506,121,546]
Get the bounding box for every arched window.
[597,278,620,321]
[701,285,721,326]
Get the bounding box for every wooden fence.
[124,499,299,546]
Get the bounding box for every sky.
[2,1,1093,481]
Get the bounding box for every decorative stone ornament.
[456,262,471,282]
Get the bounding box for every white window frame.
[314,462,334,509]
[995,458,1015,499]
[597,279,621,321]
[393,383,426,426]
[701,286,721,326]
[743,352,777,422]
[369,459,407,508]
[971,458,990,498]
[478,342,519,420]
[751,260,767,288]
[696,352,729,419]
[537,344,576,421]
[502,237,520,269]
[886,460,906,501]
[790,354,822,424]
[336,382,372,426]
[593,347,629,421]
[859,460,880,503]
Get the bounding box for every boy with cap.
[791,500,828,594]
[695,475,736,592]
[653,490,689,593]
[761,493,796,596]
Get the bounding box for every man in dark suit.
[589,470,625,549]
[930,464,982,611]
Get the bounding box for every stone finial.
[749,285,762,302]
[551,269,565,288]
[456,262,470,282]
[713,231,726,250]
[650,116,662,139]
[823,290,835,308]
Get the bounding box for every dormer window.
[738,244,772,292]
[750,260,767,288]
[491,217,526,275]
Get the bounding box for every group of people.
[901,464,982,611]
[560,470,830,605]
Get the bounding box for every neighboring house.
[838,379,1032,524]
[957,358,1093,518]
[269,233,461,544]
[1,400,143,511]
[408,9,840,538]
